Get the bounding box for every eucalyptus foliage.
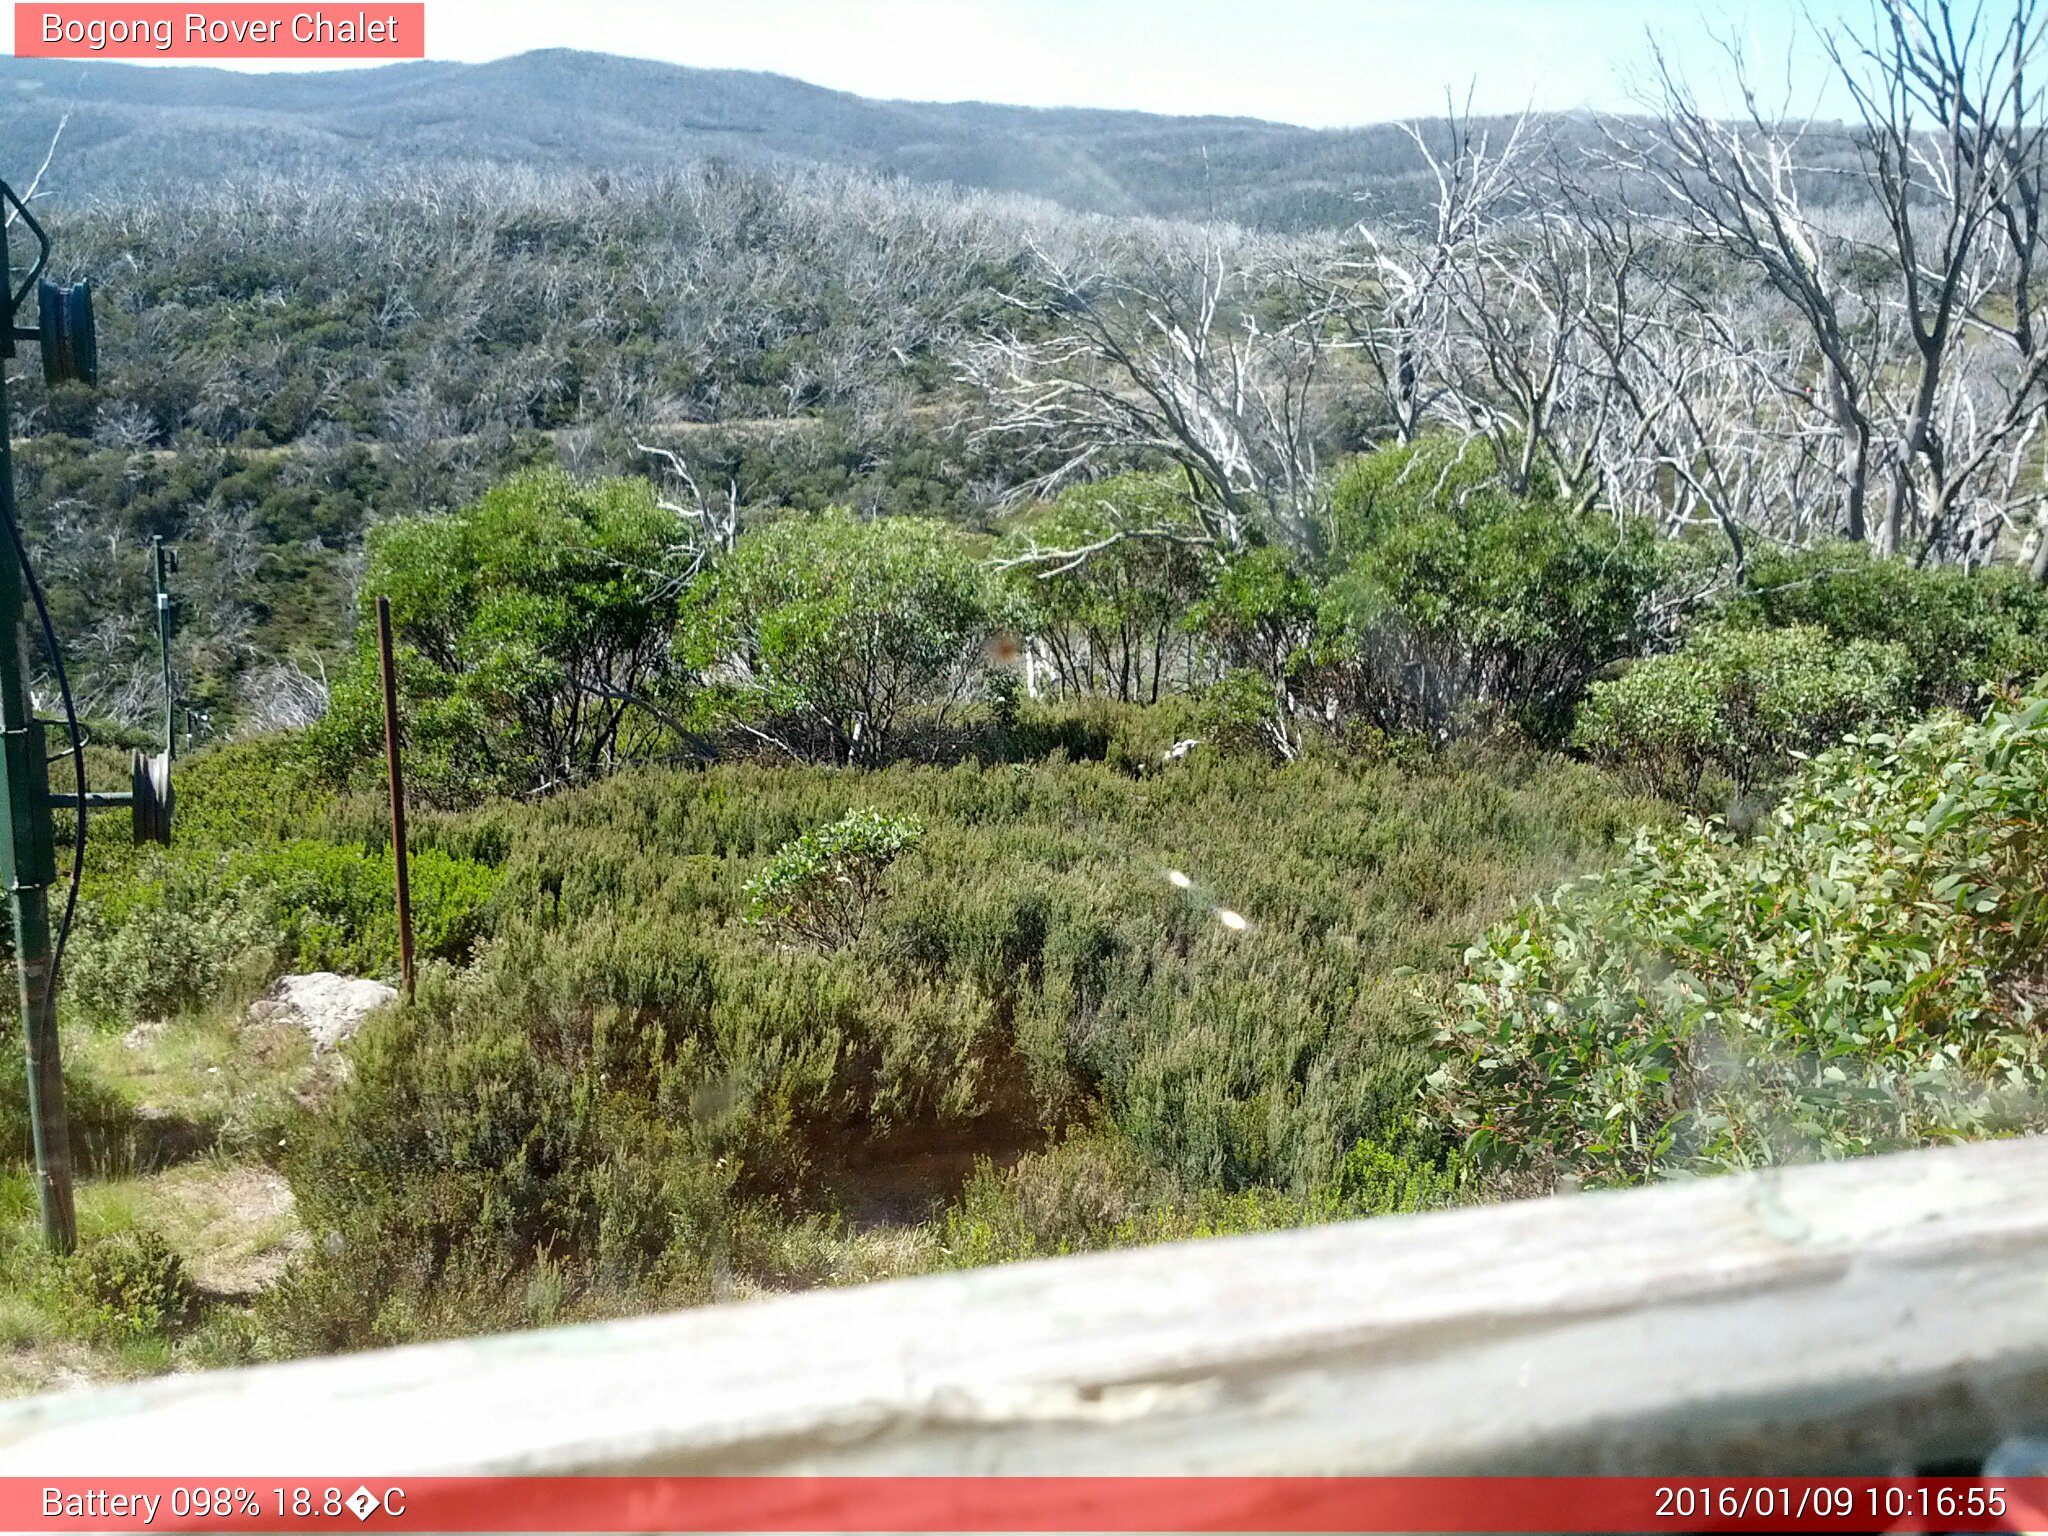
[1186,546,1348,758]
[1324,440,1668,742]
[315,470,696,804]
[1431,687,2048,1187]
[745,808,924,951]
[686,512,1014,764]
[1722,544,2048,710]
[1573,624,1916,800]
[1000,473,1213,705]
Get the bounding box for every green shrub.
[1328,435,1515,548]
[745,809,924,951]
[937,1136,1176,1264]
[1331,1135,1464,1213]
[984,669,1024,743]
[1573,624,1916,800]
[233,841,499,975]
[1724,544,2048,710]
[159,734,330,849]
[266,914,1001,1348]
[936,1133,1463,1268]
[1430,686,2048,1188]
[1187,547,1349,759]
[177,1307,268,1371]
[1194,668,1295,761]
[311,469,696,805]
[258,745,1653,1350]
[1325,439,1668,743]
[686,511,1014,765]
[69,1229,195,1341]
[66,853,272,1023]
[67,838,498,1021]
[265,953,744,1351]
[1000,474,1212,704]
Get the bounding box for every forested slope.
[2,50,1454,227]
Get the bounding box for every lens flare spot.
[1216,908,1249,932]
[1166,869,1193,890]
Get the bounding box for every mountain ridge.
[1,48,1458,227]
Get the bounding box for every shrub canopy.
[1000,473,1213,705]
[1723,544,2048,710]
[1573,623,1917,800]
[315,470,694,804]
[1431,685,2048,1187]
[245,743,1652,1346]
[745,808,924,951]
[1324,439,1667,742]
[687,512,1012,764]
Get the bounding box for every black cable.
[0,509,86,1017]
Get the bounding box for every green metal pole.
[0,215,75,1254]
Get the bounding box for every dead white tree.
[962,226,1333,555]
[4,109,70,229]
[238,655,332,734]
[1620,1,2048,575]
[1315,104,1536,450]
[1620,36,1886,549]
[1327,114,1661,515]
[1823,0,2048,564]
[1431,203,1620,504]
[638,444,738,581]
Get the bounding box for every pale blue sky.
[35,0,1873,125]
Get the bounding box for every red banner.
[13,5,425,59]
[5,1477,2048,1533]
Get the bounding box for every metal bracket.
[0,180,53,361]
[0,722,54,891]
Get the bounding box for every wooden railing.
[4,1136,2046,1476]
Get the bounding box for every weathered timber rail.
[3,1136,2046,1475]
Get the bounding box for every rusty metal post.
[375,597,415,1003]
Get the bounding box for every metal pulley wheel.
[38,278,97,387]
[130,748,172,846]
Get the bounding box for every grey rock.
[252,973,398,1051]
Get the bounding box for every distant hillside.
[1,49,1468,227]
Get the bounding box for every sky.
[28,0,1867,126]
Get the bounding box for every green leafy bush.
[1325,438,1667,742]
[1331,1135,1465,1214]
[1192,668,1293,761]
[984,669,1024,742]
[1430,686,2048,1188]
[936,1133,1464,1267]
[68,1230,196,1341]
[1186,547,1352,758]
[1573,624,1916,800]
[312,469,696,805]
[66,853,272,1024]
[67,839,498,1021]
[745,809,924,951]
[1724,544,2048,710]
[1000,474,1212,704]
[264,954,750,1351]
[233,841,499,975]
[687,511,1014,764]
[267,899,1003,1349]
